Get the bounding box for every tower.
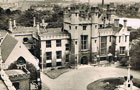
[90,7,99,61]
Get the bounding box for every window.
[75,41,77,45]
[46,52,52,60]
[81,35,88,49]
[46,40,51,48]
[101,36,107,55]
[13,82,19,90]
[125,36,127,42]
[75,26,77,29]
[66,44,69,50]
[120,47,125,54]
[66,54,69,62]
[95,40,96,43]
[56,40,61,47]
[99,24,103,28]
[83,25,87,30]
[56,51,62,59]
[95,25,97,28]
[23,37,28,43]
[109,36,111,42]
[119,36,121,43]
[69,25,71,30]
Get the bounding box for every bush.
[120,57,128,66]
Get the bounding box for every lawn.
[87,77,140,90]
[87,77,124,90]
[43,68,70,79]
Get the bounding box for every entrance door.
[81,56,88,64]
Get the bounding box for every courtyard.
[41,65,140,90]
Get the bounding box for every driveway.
[41,65,140,90]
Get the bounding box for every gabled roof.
[1,34,18,62]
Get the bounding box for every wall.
[41,38,69,67]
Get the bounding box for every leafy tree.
[130,40,140,70]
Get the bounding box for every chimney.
[42,18,45,25]
[102,0,104,7]
[114,19,119,27]
[13,19,16,28]
[37,22,40,34]
[123,19,127,28]
[33,17,36,27]
[9,19,13,32]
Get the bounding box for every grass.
[43,68,70,79]
[87,77,140,90]
[87,77,124,90]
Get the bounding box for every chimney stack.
[123,19,127,28]
[37,22,40,34]
[33,17,36,27]
[102,0,104,7]
[13,19,16,28]
[114,19,119,27]
[9,19,13,32]
[42,18,45,25]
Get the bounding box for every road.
[41,65,140,90]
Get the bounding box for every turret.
[91,7,99,37]
[91,7,99,24]
[70,11,79,24]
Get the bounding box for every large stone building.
[63,6,130,64]
[2,5,130,68]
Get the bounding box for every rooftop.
[5,69,26,76]
[40,28,68,36]
[1,34,18,62]
[12,26,37,34]
[0,80,8,90]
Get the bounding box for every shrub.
[120,57,128,66]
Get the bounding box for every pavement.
[41,65,140,90]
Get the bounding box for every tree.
[130,40,140,70]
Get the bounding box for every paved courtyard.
[41,65,140,90]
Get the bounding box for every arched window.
[16,57,26,69]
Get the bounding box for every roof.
[99,25,122,34]
[13,26,37,34]
[1,34,18,62]
[5,69,25,76]
[0,30,8,37]
[40,28,68,36]
[0,80,8,90]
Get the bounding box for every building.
[63,6,130,64]
[39,28,70,67]
[0,69,31,90]
[3,5,130,68]
[0,33,41,89]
